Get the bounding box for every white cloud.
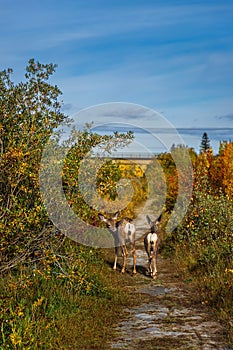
[1,0,233,132]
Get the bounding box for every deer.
[144,214,162,278]
[98,211,136,274]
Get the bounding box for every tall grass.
[0,241,132,349]
[169,189,233,344]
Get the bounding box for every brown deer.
[98,211,136,274]
[144,214,162,278]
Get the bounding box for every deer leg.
[145,250,150,275]
[121,246,128,273]
[131,243,137,274]
[144,237,152,275]
[151,255,157,278]
[151,243,158,278]
[148,256,152,275]
[113,247,118,270]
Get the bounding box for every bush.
[173,189,233,341]
[0,242,111,349]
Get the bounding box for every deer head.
[146,214,162,233]
[98,211,119,233]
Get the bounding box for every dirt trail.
[110,207,232,350]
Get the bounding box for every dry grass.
[0,246,145,350]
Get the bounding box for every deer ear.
[113,211,119,220]
[98,214,107,222]
[157,213,162,222]
[146,215,152,225]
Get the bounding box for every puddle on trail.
[111,278,231,350]
[111,250,231,350]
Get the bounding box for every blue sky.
[1,0,233,152]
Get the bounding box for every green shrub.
[0,242,111,349]
[172,189,233,342]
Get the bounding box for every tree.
[0,59,69,263]
[220,141,233,199]
[200,132,211,153]
[62,127,134,225]
[0,59,133,267]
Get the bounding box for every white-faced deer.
[98,211,136,274]
[144,214,162,278]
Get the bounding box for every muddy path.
[109,208,232,350]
